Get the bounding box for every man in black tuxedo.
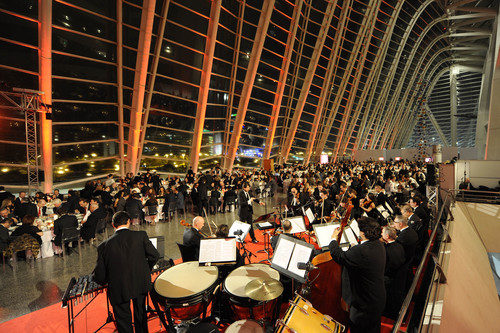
[374,185,387,206]
[238,182,264,243]
[287,187,302,216]
[393,215,418,266]
[80,202,106,242]
[381,226,406,319]
[329,217,386,333]
[182,216,204,260]
[93,211,159,333]
[314,190,333,222]
[53,206,78,248]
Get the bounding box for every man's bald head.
[193,216,205,230]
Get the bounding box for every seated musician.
[359,193,378,220]
[314,190,333,222]
[183,216,204,260]
[287,187,302,216]
[329,217,386,333]
[270,219,296,250]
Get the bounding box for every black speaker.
[427,164,436,186]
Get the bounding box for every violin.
[179,219,211,238]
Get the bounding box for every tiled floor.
[0,196,278,324]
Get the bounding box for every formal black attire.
[53,214,78,247]
[315,199,333,221]
[80,207,106,241]
[182,227,202,260]
[396,227,418,265]
[125,198,143,221]
[238,189,259,241]
[286,193,302,216]
[0,224,10,252]
[383,241,406,319]
[93,228,159,333]
[329,239,386,333]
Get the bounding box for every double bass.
[305,199,354,326]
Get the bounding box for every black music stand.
[254,212,275,260]
[270,234,314,283]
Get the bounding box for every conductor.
[93,211,160,333]
[238,182,265,243]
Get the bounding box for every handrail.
[452,188,500,204]
[392,190,453,332]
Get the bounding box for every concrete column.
[39,0,53,192]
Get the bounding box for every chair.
[94,217,108,241]
[61,226,81,258]
[145,205,159,224]
[225,197,236,212]
[176,243,197,262]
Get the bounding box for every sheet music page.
[305,208,315,224]
[287,243,313,278]
[258,222,272,228]
[376,205,386,213]
[150,238,158,249]
[314,224,337,248]
[350,219,360,237]
[384,202,394,214]
[288,217,306,234]
[229,221,251,241]
[344,228,358,245]
[271,237,295,269]
[199,238,236,263]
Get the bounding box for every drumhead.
[224,264,280,298]
[226,319,263,333]
[154,261,218,299]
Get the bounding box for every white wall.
[455,160,500,189]
[353,147,478,162]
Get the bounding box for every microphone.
[297,262,318,271]
[234,229,243,236]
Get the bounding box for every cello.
[305,199,353,326]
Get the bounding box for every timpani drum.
[153,261,218,321]
[225,319,264,333]
[276,294,345,333]
[223,264,280,321]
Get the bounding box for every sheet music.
[271,237,295,269]
[229,220,251,242]
[344,228,358,245]
[384,202,394,214]
[258,222,272,228]
[314,223,347,248]
[287,243,313,278]
[376,205,387,213]
[305,208,315,224]
[199,238,237,263]
[288,216,306,234]
[350,219,360,237]
[150,238,158,249]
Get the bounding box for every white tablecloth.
[40,230,54,258]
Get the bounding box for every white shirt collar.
[115,226,129,232]
[361,239,368,244]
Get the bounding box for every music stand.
[270,234,314,283]
[312,222,348,249]
[228,220,251,243]
[199,237,237,266]
[287,216,307,235]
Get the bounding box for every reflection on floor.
[0,195,278,324]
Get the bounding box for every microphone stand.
[238,236,256,264]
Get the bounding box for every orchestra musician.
[182,216,205,260]
[314,190,333,222]
[329,217,386,333]
[238,182,264,243]
[287,187,302,216]
[359,193,378,220]
[93,211,159,333]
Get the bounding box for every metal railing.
[392,190,454,332]
[453,189,500,204]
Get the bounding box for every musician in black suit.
[329,217,386,333]
[238,182,264,243]
[393,215,418,266]
[93,211,159,333]
[287,187,302,216]
[53,206,78,247]
[182,216,204,260]
[381,226,406,319]
[314,190,333,222]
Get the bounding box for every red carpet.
[0,229,402,332]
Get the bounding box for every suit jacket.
[384,241,405,279]
[315,199,333,219]
[329,239,386,316]
[125,198,143,219]
[183,227,202,259]
[238,190,258,222]
[80,207,106,241]
[93,229,159,305]
[53,214,78,246]
[396,227,418,265]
